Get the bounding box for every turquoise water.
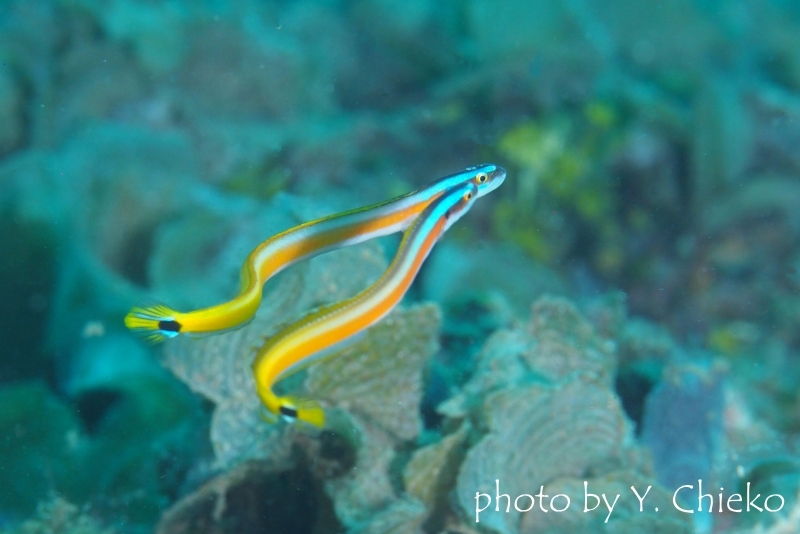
[1,1,799,533]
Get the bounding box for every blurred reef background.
[1,0,800,533]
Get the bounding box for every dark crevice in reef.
[223,466,317,534]
[74,388,123,435]
[157,460,342,534]
[614,369,656,436]
[116,223,159,288]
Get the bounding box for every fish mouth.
[484,165,507,194]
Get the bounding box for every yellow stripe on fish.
[252,182,483,428]
[125,165,505,343]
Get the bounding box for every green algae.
[78,373,206,525]
[494,112,624,274]
[0,370,204,526]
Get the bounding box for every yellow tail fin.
[124,300,182,344]
[281,396,326,428]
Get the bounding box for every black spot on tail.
[158,319,182,333]
[280,405,298,419]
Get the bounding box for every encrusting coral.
[158,303,442,533]
[522,296,618,385]
[310,305,441,530]
[157,193,445,530]
[347,497,427,534]
[3,2,800,533]
[403,422,470,509]
[439,295,618,418]
[455,379,638,534]
[162,233,389,468]
[430,296,693,534]
[321,414,425,531]
[519,471,692,534]
[305,303,441,441]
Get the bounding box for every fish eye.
[477,173,487,183]
[465,192,473,200]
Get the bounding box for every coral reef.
[160,196,390,467]
[2,0,800,532]
[454,380,638,534]
[155,460,333,534]
[0,352,205,526]
[0,496,115,534]
[429,296,687,534]
[523,296,617,385]
[306,303,440,441]
[160,299,442,532]
[403,422,469,509]
[519,471,692,534]
[154,197,444,529]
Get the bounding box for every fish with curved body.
[253,181,482,427]
[125,165,506,343]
